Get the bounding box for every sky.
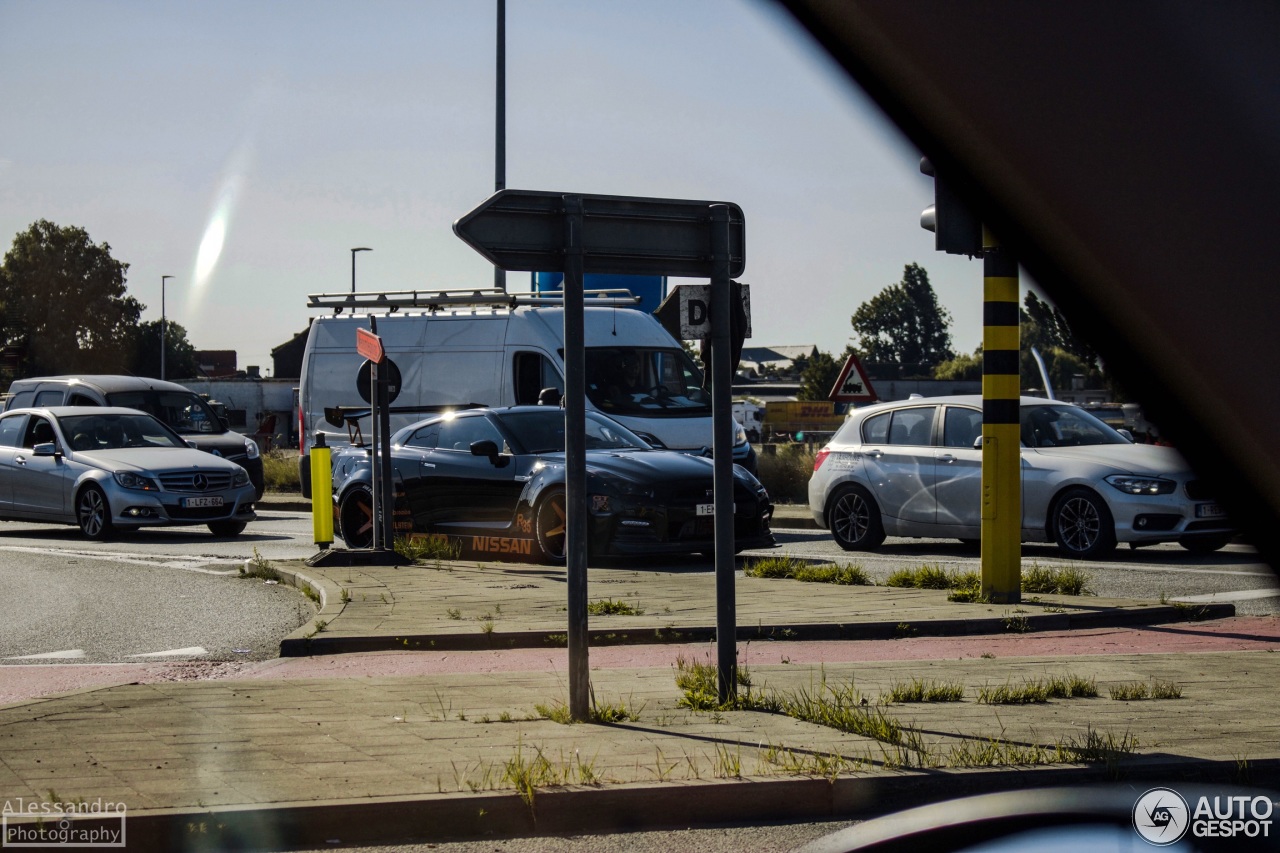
[0,0,993,376]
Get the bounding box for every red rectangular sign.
[356,327,384,363]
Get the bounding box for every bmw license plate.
[696,503,714,516]
[1196,503,1225,518]
[183,496,224,509]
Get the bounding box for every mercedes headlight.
[114,471,159,491]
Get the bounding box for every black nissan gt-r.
[330,406,774,563]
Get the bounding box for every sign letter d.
[687,299,707,327]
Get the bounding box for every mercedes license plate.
[183,496,224,509]
[1196,503,1224,518]
[696,503,714,516]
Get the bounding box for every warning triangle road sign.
[829,353,878,403]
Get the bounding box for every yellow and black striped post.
[981,233,1021,602]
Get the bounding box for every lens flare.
[194,214,227,287]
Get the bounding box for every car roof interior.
[778,1,1280,576]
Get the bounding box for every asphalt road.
[0,508,317,664]
[0,506,1274,667]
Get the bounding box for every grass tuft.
[881,677,966,704]
[395,535,461,562]
[586,598,645,616]
[1022,563,1093,595]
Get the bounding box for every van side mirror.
[973,435,984,450]
[536,387,562,406]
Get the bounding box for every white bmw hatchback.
[808,395,1233,560]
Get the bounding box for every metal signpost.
[455,189,746,717]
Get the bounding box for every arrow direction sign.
[356,327,384,364]
[829,352,878,403]
[453,189,745,278]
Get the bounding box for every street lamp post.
[351,247,372,293]
[160,275,173,381]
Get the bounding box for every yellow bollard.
[310,433,333,549]
[981,231,1021,603]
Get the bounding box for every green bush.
[262,450,302,493]
[756,444,816,503]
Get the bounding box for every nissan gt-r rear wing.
[323,404,486,447]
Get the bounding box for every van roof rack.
[307,287,641,313]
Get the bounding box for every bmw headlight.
[734,422,748,447]
[244,437,260,460]
[114,471,159,491]
[233,469,250,487]
[1106,475,1175,495]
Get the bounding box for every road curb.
[278,603,1234,656]
[266,564,346,654]
[14,756,1277,851]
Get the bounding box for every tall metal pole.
[710,205,737,705]
[160,275,173,381]
[351,247,371,294]
[494,0,507,292]
[562,194,589,721]
[980,231,1021,602]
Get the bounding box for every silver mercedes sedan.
[0,407,257,539]
[808,396,1234,559]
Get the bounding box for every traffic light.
[920,156,983,256]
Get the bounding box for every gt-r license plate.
[182,496,224,509]
[1196,503,1225,518]
[696,503,714,516]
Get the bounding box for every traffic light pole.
[981,233,1021,603]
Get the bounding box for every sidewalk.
[2,515,1275,851]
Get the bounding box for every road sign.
[356,358,402,405]
[829,353,878,403]
[655,283,752,341]
[356,327,384,363]
[453,189,745,278]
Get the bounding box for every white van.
[297,300,755,496]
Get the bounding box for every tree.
[797,350,841,401]
[0,220,143,377]
[129,319,199,379]
[933,348,983,381]
[1020,292,1105,393]
[850,263,954,378]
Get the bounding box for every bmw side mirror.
[32,442,60,458]
[1116,428,1135,442]
[973,436,984,450]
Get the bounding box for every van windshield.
[106,391,225,435]
[586,347,710,417]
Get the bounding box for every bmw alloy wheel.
[828,485,885,551]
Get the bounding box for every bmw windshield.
[1021,404,1130,448]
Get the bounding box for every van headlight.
[114,471,159,491]
[1106,475,1175,495]
[244,437,260,460]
